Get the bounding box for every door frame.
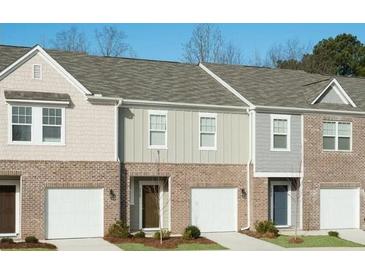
[270,181,292,228]
[0,180,20,237]
[139,181,164,231]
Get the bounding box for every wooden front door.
[142,185,159,228]
[0,185,16,234]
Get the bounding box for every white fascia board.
[255,105,365,116]
[198,63,255,108]
[254,172,303,178]
[0,45,92,96]
[311,78,357,107]
[5,99,70,105]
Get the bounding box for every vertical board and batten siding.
[120,107,249,164]
[255,112,302,173]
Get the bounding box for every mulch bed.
[0,242,57,250]
[104,236,215,249]
[288,237,304,244]
[240,230,277,239]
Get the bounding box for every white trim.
[300,114,304,230]
[0,45,92,96]
[270,181,292,227]
[255,105,365,115]
[148,110,168,150]
[0,180,20,237]
[130,180,135,205]
[311,79,357,107]
[8,104,66,146]
[168,177,172,231]
[322,121,352,152]
[198,63,255,108]
[119,98,247,111]
[199,112,217,151]
[115,100,122,161]
[5,99,69,105]
[255,172,303,178]
[270,114,291,152]
[32,64,42,80]
[138,181,164,230]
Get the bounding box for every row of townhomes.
[0,44,364,240]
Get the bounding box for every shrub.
[134,230,146,238]
[328,231,339,237]
[183,225,201,240]
[25,236,39,243]
[254,220,279,237]
[108,220,130,238]
[1,238,14,244]
[153,229,171,240]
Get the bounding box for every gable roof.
[0,45,245,108]
[203,62,365,112]
[311,78,356,107]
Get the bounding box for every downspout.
[241,108,253,230]
[115,99,123,162]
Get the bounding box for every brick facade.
[303,113,365,230]
[121,163,247,234]
[0,160,120,239]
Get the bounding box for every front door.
[273,185,288,226]
[142,185,159,228]
[0,185,16,234]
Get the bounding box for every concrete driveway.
[46,238,120,251]
[202,232,284,251]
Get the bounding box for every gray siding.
[255,113,302,173]
[319,86,345,104]
[119,107,249,164]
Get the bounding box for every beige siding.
[120,107,249,164]
[0,53,115,161]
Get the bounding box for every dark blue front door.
[273,185,288,226]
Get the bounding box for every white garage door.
[191,188,237,232]
[47,188,104,239]
[320,188,360,229]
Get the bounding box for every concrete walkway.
[203,232,284,251]
[46,238,120,251]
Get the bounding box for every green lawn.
[264,235,364,248]
[117,243,226,251]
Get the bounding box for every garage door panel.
[320,188,360,229]
[47,188,104,239]
[191,188,237,232]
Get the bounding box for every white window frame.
[270,114,291,152]
[323,121,352,152]
[199,112,217,151]
[148,110,168,149]
[8,104,65,146]
[32,64,42,80]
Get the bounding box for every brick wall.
[303,113,365,230]
[122,163,247,234]
[0,160,120,239]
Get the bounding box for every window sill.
[270,148,291,152]
[322,149,352,153]
[199,147,217,151]
[148,146,168,150]
[8,142,66,146]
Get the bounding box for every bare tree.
[51,27,88,53]
[266,39,309,68]
[182,24,242,64]
[95,26,132,57]
[144,150,170,244]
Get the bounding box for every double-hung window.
[12,106,32,142]
[9,105,64,145]
[323,121,351,151]
[148,111,167,149]
[271,114,290,151]
[42,108,62,142]
[199,113,217,150]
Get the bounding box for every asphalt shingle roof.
[204,62,365,112]
[0,45,245,107]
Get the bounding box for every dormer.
[311,78,356,107]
